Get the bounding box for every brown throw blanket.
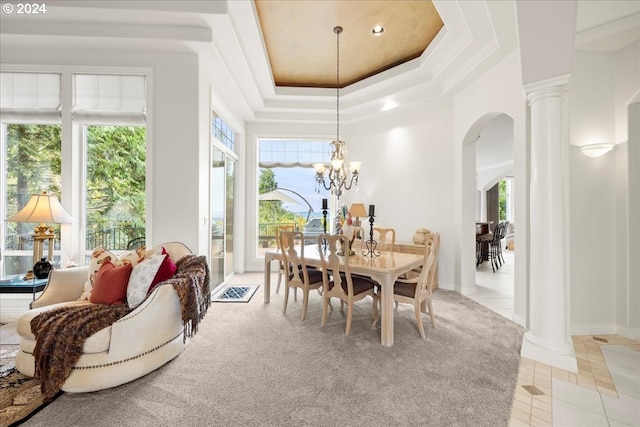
[31,254,211,401]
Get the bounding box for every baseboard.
[521,331,578,373]
[571,323,618,336]
[572,323,640,340]
[615,325,640,339]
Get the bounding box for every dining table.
[263,245,425,347]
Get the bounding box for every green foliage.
[86,126,146,233]
[5,124,62,236]
[499,180,507,221]
[5,124,146,250]
[258,168,296,225]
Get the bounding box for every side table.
[0,276,48,301]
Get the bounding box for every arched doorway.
[461,113,516,320]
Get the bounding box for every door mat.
[212,285,259,303]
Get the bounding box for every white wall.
[453,51,528,324]
[344,98,456,288]
[569,43,640,337]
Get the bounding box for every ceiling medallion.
[314,26,361,200]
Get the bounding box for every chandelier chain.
[314,25,360,200]
[335,26,340,141]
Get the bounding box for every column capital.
[524,74,571,104]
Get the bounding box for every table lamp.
[6,190,73,265]
[348,203,367,227]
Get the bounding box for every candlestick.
[322,208,328,235]
[368,204,375,217]
[363,215,380,257]
[322,198,328,210]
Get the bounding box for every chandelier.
[314,26,361,200]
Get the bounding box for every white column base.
[521,331,577,373]
[511,312,526,328]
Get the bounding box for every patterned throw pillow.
[89,259,133,305]
[79,246,145,301]
[126,252,166,308]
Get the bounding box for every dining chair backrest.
[499,221,509,240]
[373,227,396,252]
[275,224,295,250]
[426,232,440,293]
[280,231,309,286]
[317,234,354,298]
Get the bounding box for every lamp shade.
[6,191,73,224]
[349,203,368,218]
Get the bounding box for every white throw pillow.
[126,252,166,308]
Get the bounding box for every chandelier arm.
[317,175,333,191]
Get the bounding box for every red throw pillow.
[147,247,177,293]
[90,259,133,305]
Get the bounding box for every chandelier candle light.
[314,26,361,200]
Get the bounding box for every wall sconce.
[580,143,614,158]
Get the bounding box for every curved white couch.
[15,242,195,393]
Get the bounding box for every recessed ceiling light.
[372,25,384,36]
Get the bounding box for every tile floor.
[469,249,640,427]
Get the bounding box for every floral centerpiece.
[339,212,356,256]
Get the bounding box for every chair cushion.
[288,268,323,284]
[17,300,91,339]
[330,273,376,295]
[394,280,417,298]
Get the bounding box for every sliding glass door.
[210,146,235,288]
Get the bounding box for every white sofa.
[15,242,196,393]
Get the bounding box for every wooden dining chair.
[280,231,323,320]
[317,234,379,336]
[373,227,396,252]
[389,232,440,339]
[275,224,295,295]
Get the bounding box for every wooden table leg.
[263,258,272,303]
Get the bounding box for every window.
[0,70,147,275]
[257,138,331,255]
[212,112,235,152]
[2,124,62,274]
[84,125,146,252]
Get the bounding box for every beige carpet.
[19,285,524,426]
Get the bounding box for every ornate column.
[521,76,577,372]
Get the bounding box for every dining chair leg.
[426,298,436,328]
[276,268,283,294]
[321,296,329,327]
[345,303,353,336]
[283,285,290,314]
[301,288,310,320]
[415,303,425,339]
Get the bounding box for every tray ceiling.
[254,0,444,88]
